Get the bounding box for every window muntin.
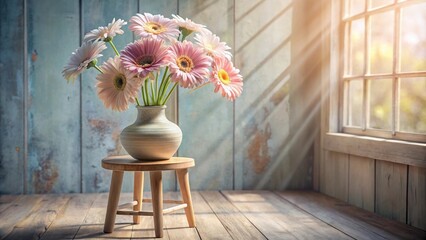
[342,0,426,142]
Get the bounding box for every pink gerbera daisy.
[167,41,212,88]
[194,30,232,61]
[96,56,140,112]
[210,57,243,101]
[84,18,127,42]
[120,38,169,79]
[62,41,107,82]
[129,13,180,41]
[172,14,205,38]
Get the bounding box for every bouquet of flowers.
[63,13,243,112]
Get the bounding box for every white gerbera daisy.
[172,14,206,39]
[194,30,232,61]
[84,18,127,42]
[62,41,107,82]
[129,13,180,41]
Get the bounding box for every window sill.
[324,133,426,167]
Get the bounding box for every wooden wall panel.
[0,0,25,194]
[408,166,426,231]
[81,0,139,193]
[178,0,235,190]
[320,151,348,202]
[26,0,81,193]
[234,0,293,190]
[348,155,375,212]
[375,160,407,223]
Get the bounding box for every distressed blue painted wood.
[0,0,25,194]
[81,0,139,193]
[234,0,293,189]
[0,0,308,193]
[26,0,81,193]
[178,0,235,190]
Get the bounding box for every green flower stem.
[93,65,103,73]
[154,72,159,104]
[150,80,156,104]
[108,40,120,56]
[144,79,150,105]
[158,75,171,104]
[157,67,169,104]
[135,97,141,106]
[141,86,146,105]
[161,82,178,105]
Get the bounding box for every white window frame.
[321,0,426,168]
[340,0,426,143]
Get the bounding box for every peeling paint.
[248,123,272,173]
[33,151,59,193]
[89,119,114,134]
[31,49,38,62]
[108,128,122,155]
[88,119,122,155]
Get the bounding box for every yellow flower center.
[177,55,193,73]
[218,69,230,85]
[144,22,165,34]
[114,76,126,91]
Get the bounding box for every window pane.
[370,0,393,9]
[399,77,426,133]
[368,79,392,130]
[347,19,365,75]
[346,80,363,126]
[346,0,365,16]
[370,11,394,74]
[400,3,426,72]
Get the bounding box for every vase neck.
[135,106,167,124]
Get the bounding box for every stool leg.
[133,171,144,224]
[177,168,196,227]
[150,171,163,238]
[104,170,124,233]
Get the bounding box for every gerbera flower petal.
[129,13,180,41]
[210,57,243,101]
[120,38,169,79]
[166,41,212,88]
[172,14,206,37]
[195,30,232,61]
[96,56,140,112]
[62,41,107,82]
[84,18,127,42]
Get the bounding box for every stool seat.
[101,155,196,238]
[102,156,194,171]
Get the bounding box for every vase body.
[120,106,182,160]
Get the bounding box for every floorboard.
[0,190,424,240]
[277,191,426,240]
[222,191,351,240]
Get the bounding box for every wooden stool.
[101,155,196,238]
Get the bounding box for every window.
[341,0,426,142]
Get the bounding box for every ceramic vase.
[120,106,182,160]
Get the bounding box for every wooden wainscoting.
[320,149,426,231]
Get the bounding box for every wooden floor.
[0,191,425,240]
